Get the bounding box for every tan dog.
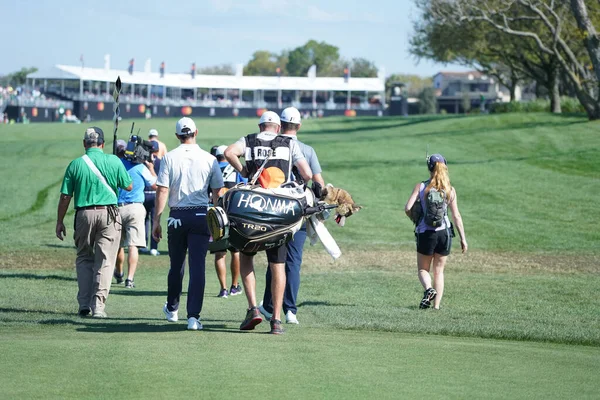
[321,184,362,226]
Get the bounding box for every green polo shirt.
[60,148,132,209]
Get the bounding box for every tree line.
[410,0,600,120]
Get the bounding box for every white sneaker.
[285,310,299,324]
[163,302,178,322]
[187,317,203,330]
[258,301,272,321]
[150,249,160,256]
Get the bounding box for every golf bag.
[208,183,313,253]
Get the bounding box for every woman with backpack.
[404,154,468,310]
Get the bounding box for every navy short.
[243,245,288,264]
[416,229,452,256]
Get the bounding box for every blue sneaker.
[229,284,243,296]
[217,288,228,298]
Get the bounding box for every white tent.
[28,64,385,92]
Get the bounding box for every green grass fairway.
[0,113,599,399]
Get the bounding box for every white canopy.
[28,65,385,92]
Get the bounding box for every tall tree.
[0,67,38,86]
[418,87,438,114]
[425,0,600,119]
[348,58,378,78]
[244,51,286,76]
[286,40,340,76]
[197,64,234,75]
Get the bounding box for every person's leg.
[262,260,274,313]
[214,251,227,290]
[239,251,263,330]
[430,230,451,309]
[115,247,125,276]
[143,198,152,251]
[270,261,286,322]
[186,213,209,319]
[240,253,256,309]
[92,209,121,315]
[283,228,306,315]
[432,255,448,309]
[74,210,96,312]
[417,252,434,290]
[125,204,147,282]
[166,210,188,312]
[230,250,240,288]
[126,246,139,281]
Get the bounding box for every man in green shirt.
[56,127,132,318]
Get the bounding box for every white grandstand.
[28,64,385,110]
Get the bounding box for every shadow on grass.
[0,273,75,281]
[110,290,167,297]
[0,307,74,316]
[44,243,75,249]
[302,116,448,135]
[298,301,356,307]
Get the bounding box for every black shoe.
[270,319,284,335]
[240,307,263,331]
[419,288,437,309]
[125,279,135,289]
[78,308,91,317]
[114,271,124,284]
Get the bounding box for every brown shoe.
[269,319,284,335]
[240,307,262,330]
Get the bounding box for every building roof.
[28,65,385,92]
[434,71,484,78]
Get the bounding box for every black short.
[416,229,452,256]
[242,244,288,264]
[208,239,239,254]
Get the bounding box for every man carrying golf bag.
[219,111,313,334]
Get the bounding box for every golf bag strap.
[82,155,116,197]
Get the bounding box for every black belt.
[170,206,208,211]
[76,205,108,211]
[118,202,142,207]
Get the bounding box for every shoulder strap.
[82,155,116,197]
[245,133,258,155]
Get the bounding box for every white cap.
[280,107,301,124]
[176,117,197,136]
[215,145,227,156]
[148,129,159,137]
[116,139,127,151]
[259,111,280,125]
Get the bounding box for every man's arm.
[224,142,247,177]
[56,194,72,240]
[152,186,168,242]
[143,161,158,190]
[294,159,313,183]
[212,188,226,201]
[312,172,325,187]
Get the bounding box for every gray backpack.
[424,187,446,228]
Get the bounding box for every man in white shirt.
[224,111,313,334]
[152,117,224,330]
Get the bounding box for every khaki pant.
[74,208,121,314]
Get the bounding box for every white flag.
[307,65,317,79]
[104,54,111,70]
[235,63,244,77]
[144,59,152,73]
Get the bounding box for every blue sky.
[0,0,468,77]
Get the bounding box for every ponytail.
[426,162,452,202]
